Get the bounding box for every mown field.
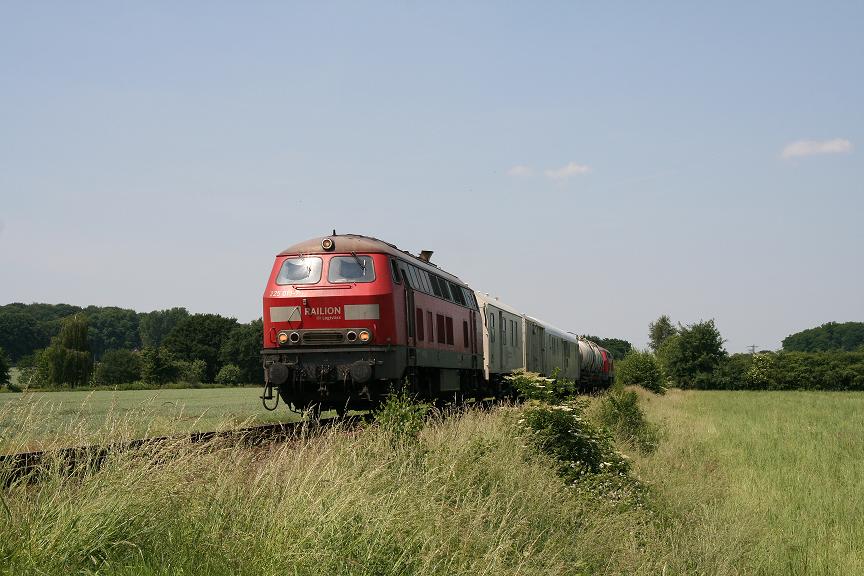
[0,387,292,452]
[0,388,862,574]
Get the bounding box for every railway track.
[0,415,371,487]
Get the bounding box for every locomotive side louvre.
[391,256,482,394]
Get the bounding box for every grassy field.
[632,389,864,575]
[0,387,293,452]
[1,388,862,574]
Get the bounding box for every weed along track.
[0,415,372,487]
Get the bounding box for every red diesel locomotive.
[262,233,614,413]
[261,234,483,413]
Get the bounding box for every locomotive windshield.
[276,256,323,285]
[328,255,376,283]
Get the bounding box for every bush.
[520,400,627,479]
[215,364,242,385]
[94,349,141,385]
[595,389,660,454]
[616,350,664,394]
[709,354,751,389]
[692,351,864,391]
[504,370,576,403]
[374,385,430,446]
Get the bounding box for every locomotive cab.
[262,236,405,412]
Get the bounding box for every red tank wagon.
[262,234,483,413]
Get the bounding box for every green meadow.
[632,389,864,575]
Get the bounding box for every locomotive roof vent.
[419,250,433,262]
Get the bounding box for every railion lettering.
[305,306,342,316]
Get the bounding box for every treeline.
[782,322,864,353]
[0,303,262,389]
[616,315,864,392]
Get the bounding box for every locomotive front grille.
[302,331,345,344]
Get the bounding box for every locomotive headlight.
[277,332,289,345]
[321,238,334,250]
[358,330,371,343]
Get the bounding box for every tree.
[40,314,92,387]
[86,306,140,359]
[175,359,207,384]
[598,338,632,361]
[95,349,141,385]
[219,319,263,383]
[0,347,10,387]
[0,303,87,362]
[140,346,177,385]
[666,319,726,388]
[581,335,633,360]
[648,315,677,352]
[163,314,238,382]
[0,309,46,362]
[655,334,680,383]
[138,307,189,348]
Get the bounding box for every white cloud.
[506,164,533,177]
[781,139,852,159]
[544,162,591,180]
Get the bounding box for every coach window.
[463,321,469,348]
[445,317,454,345]
[328,255,375,283]
[489,313,495,343]
[436,314,446,344]
[501,317,507,345]
[390,259,401,284]
[416,308,424,341]
[276,256,323,285]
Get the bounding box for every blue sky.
[1,1,861,352]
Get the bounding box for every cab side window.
[390,259,401,284]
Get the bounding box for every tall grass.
[5,388,858,574]
[0,402,674,575]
